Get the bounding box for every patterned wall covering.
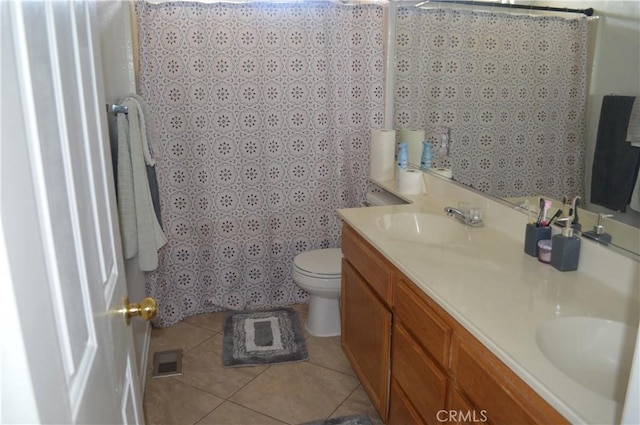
[394,7,588,200]
[136,1,384,326]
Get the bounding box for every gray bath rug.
[222,307,308,367]
[301,415,373,425]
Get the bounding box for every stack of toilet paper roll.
[369,129,396,180]
[397,169,425,195]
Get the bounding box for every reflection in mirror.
[505,195,640,256]
[394,0,640,256]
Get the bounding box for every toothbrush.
[547,209,563,227]
[542,200,552,226]
[536,198,545,227]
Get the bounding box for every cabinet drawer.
[341,223,393,305]
[392,322,448,425]
[453,336,569,425]
[394,276,451,368]
[446,386,488,425]
[389,380,425,425]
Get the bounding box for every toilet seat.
[292,265,341,291]
[293,248,342,276]
[293,266,340,279]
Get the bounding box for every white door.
[1,1,147,423]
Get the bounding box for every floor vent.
[151,349,183,378]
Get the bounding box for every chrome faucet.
[444,206,484,227]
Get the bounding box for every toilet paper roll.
[398,129,426,167]
[397,169,425,195]
[432,167,453,179]
[369,129,396,181]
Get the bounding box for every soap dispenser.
[583,213,613,245]
[551,217,581,272]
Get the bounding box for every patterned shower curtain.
[135,1,384,326]
[394,7,588,200]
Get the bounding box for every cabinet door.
[341,259,392,420]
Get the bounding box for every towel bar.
[107,103,128,114]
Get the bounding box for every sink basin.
[536,316,637,400]
[375,212,469,245]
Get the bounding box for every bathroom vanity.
[338,174,639,425]
[342,223,567,424]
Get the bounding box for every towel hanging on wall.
[117,94,167,271]
[590,95,640,212]
[626,97,640,146]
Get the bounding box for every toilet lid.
[294,248,342,276]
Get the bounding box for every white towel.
[117,95,167,271]
[627,97,640,147]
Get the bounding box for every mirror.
[395,0,640,257]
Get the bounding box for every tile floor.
[143,304,383,425]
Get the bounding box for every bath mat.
[222,307,308,367]
[302,415,373,425]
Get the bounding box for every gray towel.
[590,95,640,212]
[117,95,167,271]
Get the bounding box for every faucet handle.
[468,207,483,222]
[594,214,614,235]
[597,213,614,224]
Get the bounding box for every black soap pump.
[551,215,581,272]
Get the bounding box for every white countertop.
[338,176,640,425]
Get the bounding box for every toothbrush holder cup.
[524,223,552,257]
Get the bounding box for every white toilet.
[292,248,343,337]
[292,189,407,337]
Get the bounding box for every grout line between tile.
[326,384,361,421]
[224,363,273,400]
[191,403,220,425]
[207,400,290,425]
[305,359,356,379]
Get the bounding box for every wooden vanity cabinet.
[341,223,569,425]
[341,224,393,420]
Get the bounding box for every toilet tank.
[365,189,408,206]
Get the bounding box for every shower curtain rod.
[415,0,594,16]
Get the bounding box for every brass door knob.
[121,296,157,325]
